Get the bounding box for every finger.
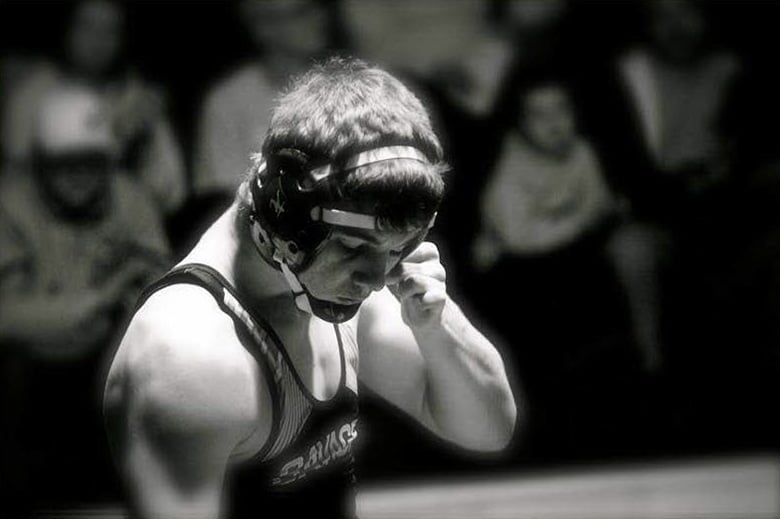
[400,291,446,326]
[386,279,402,301]
[419,287,447,307]
[386,265,403,287]
[392,260,446,286]
[401,241,440,264]
[394,274,442,300]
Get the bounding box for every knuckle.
[421,241,439,258]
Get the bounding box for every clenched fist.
[386,242,447,328]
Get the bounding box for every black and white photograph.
[1,1,778,518]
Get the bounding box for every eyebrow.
[333,227,420,250]
[332,227,384,245]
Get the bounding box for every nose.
[352,252,389,293]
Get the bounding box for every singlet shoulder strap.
[135,262,285,462]
[136,263,225,309]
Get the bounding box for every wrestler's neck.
[234,210,318,327]
[184,203,297,313]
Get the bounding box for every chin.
[333,296,364,305]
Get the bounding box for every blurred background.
[1,0,779,517]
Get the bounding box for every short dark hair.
[263,56,444,162]
[243,56,447,232]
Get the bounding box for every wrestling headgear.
[249,145,437,323]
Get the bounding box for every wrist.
[412,296,463,340]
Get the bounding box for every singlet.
[136,263,360,519]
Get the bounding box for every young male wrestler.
[104,57,518,519]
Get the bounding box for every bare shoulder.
[105,284,266,446]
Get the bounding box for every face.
[505,0,566,33]
[242,0,329,59]
[648,0,706,63]
[297,226,423,305]
[38,152,111,213]
[66,0,123,76]
[520,84,576,158]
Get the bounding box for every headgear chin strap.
[249,145,435,323]
[250,218,364,323]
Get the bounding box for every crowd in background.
[1,0,780,515]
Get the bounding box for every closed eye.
[338,238,364,251]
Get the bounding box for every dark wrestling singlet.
[136,263,359,519]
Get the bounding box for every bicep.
[357,289,435,430]
[106,308,256,519]
[111,369,243,519]
[123,410,232,519]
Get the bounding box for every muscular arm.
[358,243,518,452]
[104,287,267,519]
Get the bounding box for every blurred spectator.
[192,0,334,199]
[179,0,338,259]
[472,79,616,266]
[0,86,170,517]
[644,4,780,452]
[600,0,743,432]
[470,75,663,460]
[417,0,576,304]
[342,0,491,98]
[615,0,740,220]
[1,0,186,217]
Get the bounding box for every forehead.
[525,85,569,108]
[74,0,123,26]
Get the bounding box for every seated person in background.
[472,78,617,263]
[0,86,171,517]
[192,0,334,200]
[471,75,664,457]
[179,0,337,258]
[616,0,740,220]
[1,0,186,217]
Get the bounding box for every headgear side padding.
[251,148,333,271]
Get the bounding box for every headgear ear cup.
[253,148,331,270]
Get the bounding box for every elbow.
[479,355,523,453]
[457,413,516,454]
[456,388,521,454]
[483,392,521,453]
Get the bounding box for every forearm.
[414,298,517,451]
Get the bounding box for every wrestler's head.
[239,57,447,320]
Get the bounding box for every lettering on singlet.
[272,418,358,486]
